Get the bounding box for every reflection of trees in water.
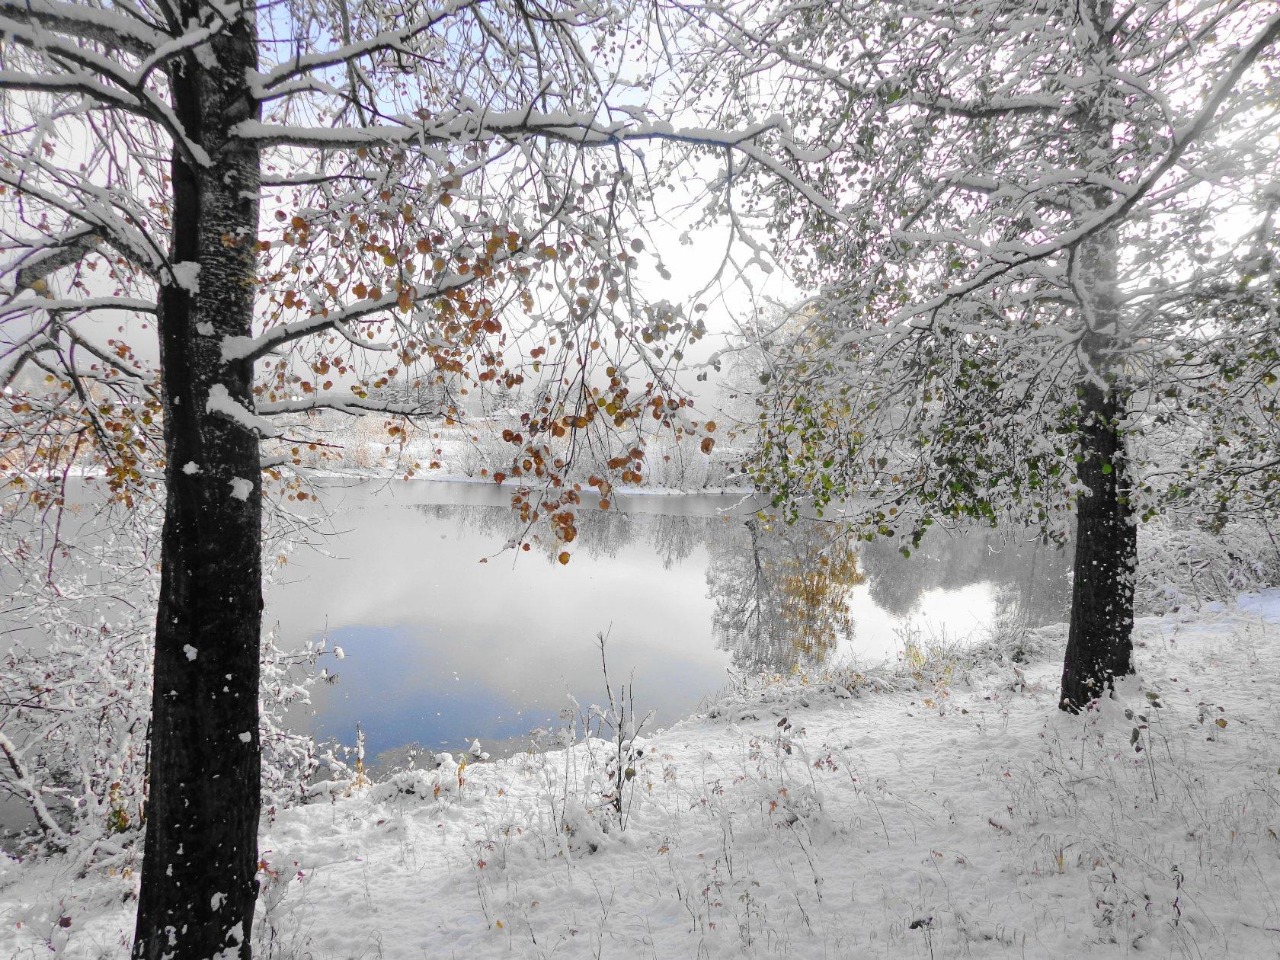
[706,518,866,674]
[412,501,707,569]
[858,529,1072,628]
[412,500,1072,673]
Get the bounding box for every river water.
[265,480,1072,765]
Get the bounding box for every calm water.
[0,479,1071,835]
[266,481,1072,765]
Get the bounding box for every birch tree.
[0,2,818,956]
[694,0,1280,710]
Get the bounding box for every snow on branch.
[0,169,166,279]
[7,227,102,294]
[0,296,157,319]
[233,111,790,152]
[1091,11,1280,239]
[0,0,167,58]
[0,7,215,166]
[0,729,71,849]
[255,396,444,419]
[222,271,479,364]
[235,111,839,218]
[251,1,468,96]
[0,69,147,115]
[206,384,281,438]
[880,10,1280,329]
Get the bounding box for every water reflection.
[4,480,1072,798]
[412,498,705,570]
[858,531,1069,623]
[410,500,878,675]
[708,517,866,673]
[392,487,1072,688]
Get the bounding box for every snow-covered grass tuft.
[6,594,1280,958]
[702,613,1054,726]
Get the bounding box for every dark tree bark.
[1059,379,1137,712]
[1056,25,1140,712]
[134,4,264,958]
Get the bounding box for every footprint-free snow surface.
[6,593,1280,958]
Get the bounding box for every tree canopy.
[692,0,1280,707]
[2,0,1277,954]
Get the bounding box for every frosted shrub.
[259,632,346,816]
[525,635,654,856]
[1,608,339,854]
[360,752,471,806]
[0,502,341,858]
[1136,519,1280,614]
[455,422,515,479]
[0,592,152,851]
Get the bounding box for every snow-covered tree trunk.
[134,5,263,957]
[1059,5,1137,710]
[1061,167,1138,713]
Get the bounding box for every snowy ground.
[5,594,1280,959]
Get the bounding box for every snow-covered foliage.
[0,0,808,545]
[684,0,1279,706]
[688,0,1279,541]
[0,497,340,856]
[1136,519,1280,615]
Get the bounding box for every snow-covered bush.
[259,632,347,817]
[1136,519,1280,614]
[642,432,745,489]
[454,421,515,479]
[0,616,336,851]
[0,495,341,857]
[0,590,152,852]
[520,637,655,855]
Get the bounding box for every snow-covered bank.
[265,411,751,494]
[5,594,1280,958]
[300,467,754,499]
